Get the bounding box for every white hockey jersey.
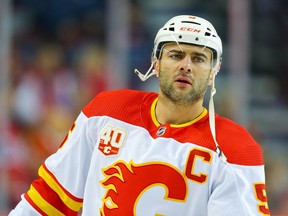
[9,89,270,216]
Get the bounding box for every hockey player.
[9,15,270,215]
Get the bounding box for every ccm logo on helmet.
[180,27,201,33]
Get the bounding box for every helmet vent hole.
[178,35,182,39]
[205,32,211,36]
[169,27,175,31]
[182,21,200,25]
[195,37,199,41]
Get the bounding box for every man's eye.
[169,53,183,59]
[192,57,205,63]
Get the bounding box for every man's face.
[155,42,213,106]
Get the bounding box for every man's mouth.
[175,76,192,85]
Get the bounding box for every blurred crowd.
[0,0,288,215]
[0,1,110,213]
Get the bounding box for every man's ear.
[208,70,216,86]
[154,60,160,77]
[215,63,221,74]
[209,63,221,85]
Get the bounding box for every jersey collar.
[150,98,208,128]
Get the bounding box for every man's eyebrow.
[162,49,183,54]
[193,52,209,59]
[164,49,209,59]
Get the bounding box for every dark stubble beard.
[158,69,211,106]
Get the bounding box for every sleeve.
[207,161,270,216]
[9,111,93,216]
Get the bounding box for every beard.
[158,70,211,106]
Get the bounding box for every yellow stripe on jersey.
[151,98,160,127]
[27,185,65,216]
[151,98,208,127]
[38,166,83,212]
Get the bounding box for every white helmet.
[154,15,222,67]
[135,15,223,81]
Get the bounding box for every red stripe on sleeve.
[24,192,48,216]
[31,177,79,215]
[42,164,83,203]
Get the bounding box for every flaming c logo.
[100,161,187,215]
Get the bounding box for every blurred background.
[0,0,287,215]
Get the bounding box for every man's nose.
[180,57,193,72]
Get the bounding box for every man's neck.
[155,94,204,125]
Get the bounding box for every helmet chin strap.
[208,70,227,161]
[134,61,156,81]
